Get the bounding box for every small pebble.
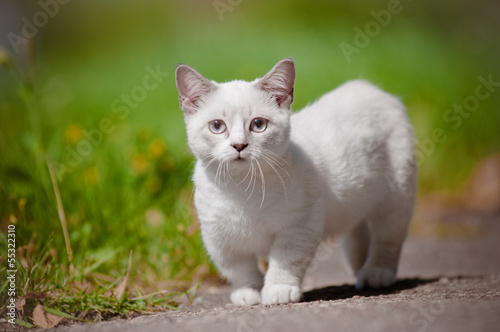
[439,277,450,284]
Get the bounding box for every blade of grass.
[131,290,179,301]
[83,249,119,276]
[46,158,73,265]
[43,306,94,323]
[183,279,202,305]
[14,318,35,328]
[114,251,132,305]
[0,277,8,295]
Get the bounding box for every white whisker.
[237,162,253,186]
[215,161,224,187]
[262,154,289,200]
[263,151,291,179]
[255,159,266,208]
[244,160,254,192]
[188,160,197,204]
[223,161,230,193]
[226,161,236,184]
[266,150,292,169]
[204,156,217,168]
[245,160,257,203]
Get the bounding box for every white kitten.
[175,59,416,306]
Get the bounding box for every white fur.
[175,59,417,306]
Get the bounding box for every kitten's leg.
[219,253,264,306]
[261,232,319,305]
[341,219,370,275]
[356,206,412,289]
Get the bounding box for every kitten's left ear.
[258,58,295,109]
[175,64,215,114]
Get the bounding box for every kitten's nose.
[232,143,248,152]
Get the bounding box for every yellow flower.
[18,198,27,211]
[148,139,167,158]
[132,154,150,174]
[64,124,83,144]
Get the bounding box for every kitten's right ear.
[175,64,215,114]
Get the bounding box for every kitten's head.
[175,59,295,172]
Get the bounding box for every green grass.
[0,236,184,327]
[1,0,499,326]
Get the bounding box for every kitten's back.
[290,79,415,234]
[291,79,412,173]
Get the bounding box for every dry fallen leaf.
[113,251,132,300]
[15,297,26,311]
[33,304,65,329]
[113,275,127,300]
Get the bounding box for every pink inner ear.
[259,59,295,108]
[176,65,213,112]
[179,94,196,110]
[181,73,210,104]
[261,77,294,107]
[184,90,204,104]
[273,90,293,107]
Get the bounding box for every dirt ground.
[32,207,500,332]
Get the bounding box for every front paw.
[261,284,301,305]
[231,288,261,306]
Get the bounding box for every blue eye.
[209,120,227,134]
[250,118,268,133]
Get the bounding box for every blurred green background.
[1,0,499,289]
